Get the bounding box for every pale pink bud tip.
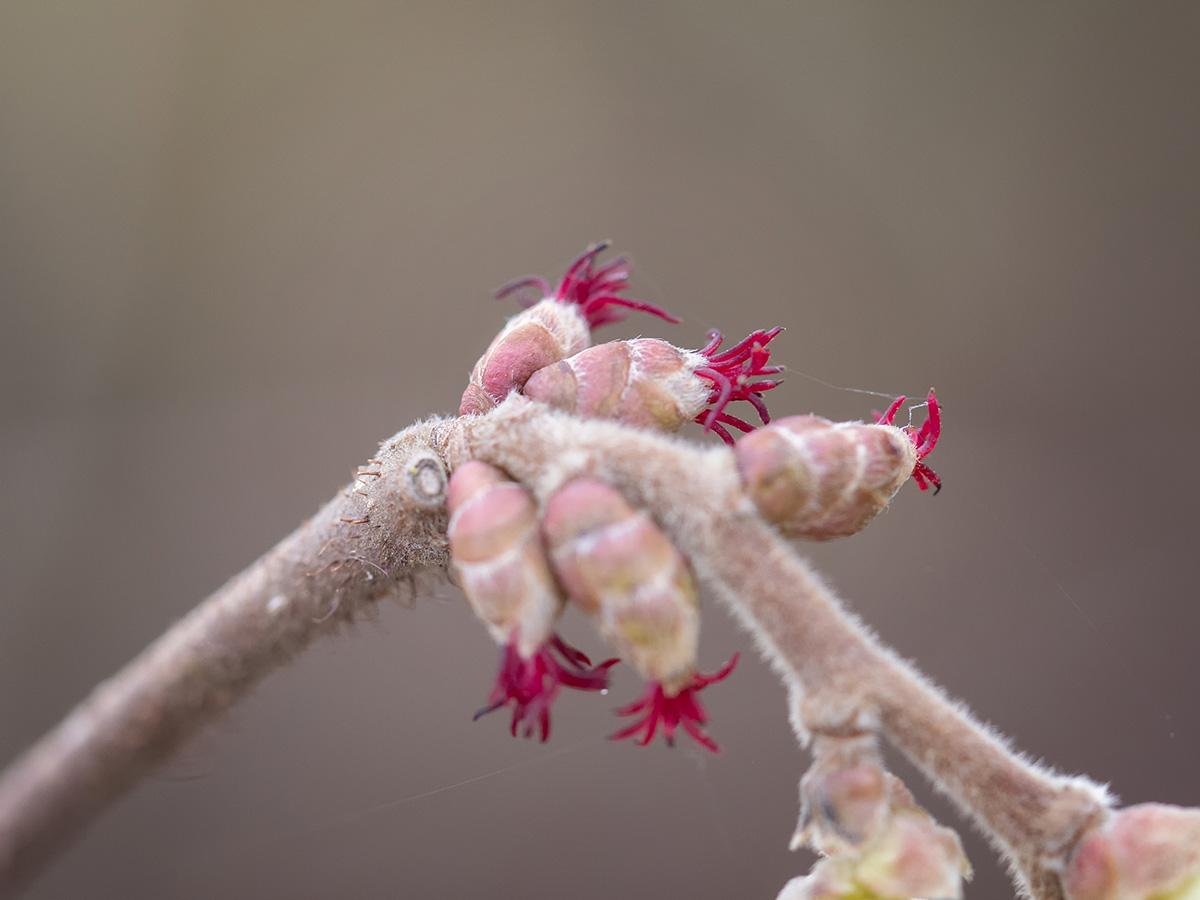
[474,634,619,742]
[1065,803,1200,900]
[494,243,681,329]
[874,388,942,493]
[693,327,785,445]
[610,653,739,753]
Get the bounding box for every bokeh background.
[2,3,1198,898]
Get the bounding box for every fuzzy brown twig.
[0,398,1117,899]
[458,397,1113,900]
[0,420,451,896]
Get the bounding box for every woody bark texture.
[0,421,450,897]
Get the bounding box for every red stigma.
[610,653,739,753]
[494,243,681,329]
[475,634,618,742]
[874,389,942,493]
[693,328,785,445]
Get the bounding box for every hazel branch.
[0,420,452,897]
[0,396,1178,900]
[5,239,1193,900]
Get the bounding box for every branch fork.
[1,247,1195,900]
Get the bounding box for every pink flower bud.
[447,461,614,740]
[459,244,680,416]
[447,461,560,653]
[541,477,737,752]
[522,328,784,444]
[735,406,928,540]
[542,479,698,685]
[459,300,591,417]
[1064,804,1200,900]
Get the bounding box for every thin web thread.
[790,364,1176,740]
[314,738,597,830]
[183,739,600,869]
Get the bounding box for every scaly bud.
[447,461,614,741]
[522,328,784,444]
[794,736,890,856]
[779,768,970,900]
[1064,804,1200,900]
[541,478,737,752]
[459,244,680,416]
[735,392,940,540]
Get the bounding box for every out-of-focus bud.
[1064,803,1200,900]
[794,736,890,855]
[853,806,969,900]
[447,461,613,740]
[779,775,970,900]
[522,328,783,445]
[541,478,737,752]
[459,244,680,416]
[735,415,917,541]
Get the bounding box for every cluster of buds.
[447,461,738,750]
[450,246,940,749]
[444,245,1200,900]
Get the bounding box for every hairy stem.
[704,515,1107,896]
[459,399,1111,898]
[0,402,1107,900]
[0,421,450,897]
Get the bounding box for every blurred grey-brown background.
[2,3,1198,898]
